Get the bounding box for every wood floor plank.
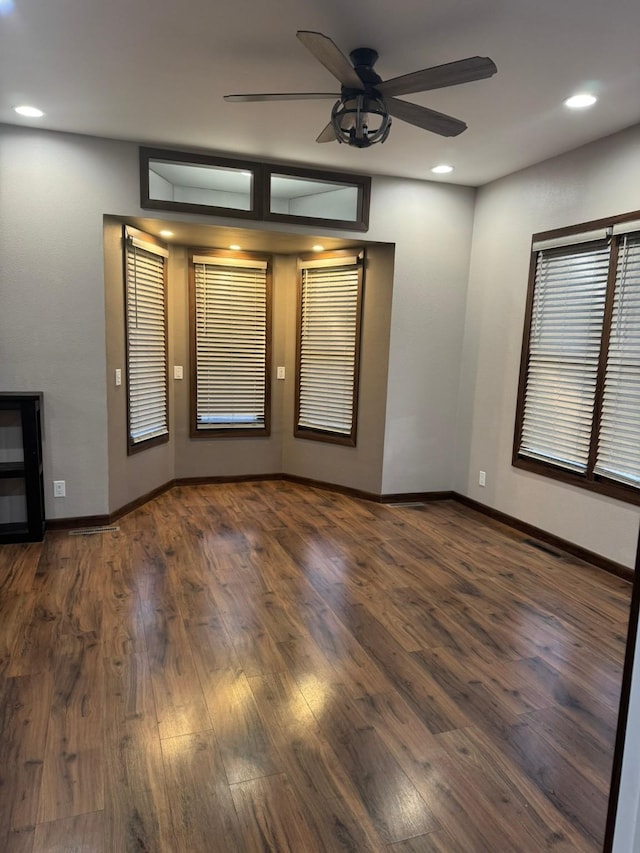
[207,576,288,677]
[37,633,104,823]
[0,481,630,852]
[161,731,243,852]
[482,716,608,846]
[3,828,35,853]
[0,593,33,675]
[0,542,42,593]
[199,666,282,784]
[230,773,320,852]
[435,726,589,851]
[391,754,526,852]
[343,604,472,733]
[525,703,616,794]
[138,571,211,739]
[103,653,176,852]
[32,811,104,852]
[57,533,103,637]
[292,600,393,700]
[101,531,147,658]
[302,682,440,844]
[356,691,448,769]
[0,673,52,833]
[436,721,595,851]
[387,828,467,852]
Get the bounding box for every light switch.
[173,365,184,380]
[277,366,286,380]
[115,368,122,386]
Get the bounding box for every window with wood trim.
[124,226,169,453]
[514,213,640,504]
[190,250,271,436]
[295,250,364,446]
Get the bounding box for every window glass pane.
[125,234,168,449]
[595,234,640,486]
[192,257,269,433]
[296,257,362,443]
[519,242,609,472]
[271,174,359,221]
[149,160,253,211]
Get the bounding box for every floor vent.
[69,525,120,536]
[386,502,427,508]
[524,538,564,558]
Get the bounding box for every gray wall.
[0,127,142,517]
[455,123,640,568]
[172,250,289,481]
[281,244,394,494]
[104,219,176,512]
[103,225,395,504]
[0,122,475,518]
[373,177,476,494]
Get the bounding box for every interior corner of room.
[2,121,639,575]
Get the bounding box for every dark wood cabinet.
[0,393,45,543]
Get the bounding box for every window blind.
[193,257,268,430]
[519,241,609,472]
[125,236,168,446]
[297,259,361,437]
[595,234,640,485]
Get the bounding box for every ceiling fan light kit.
[331,93,391,148]
[224,31,497,148]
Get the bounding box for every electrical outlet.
[53,480,66,498]
[115,368,122,386]
[479,470,486,487]
[173,365,184,380]
[277,366,286,380]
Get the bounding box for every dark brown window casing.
[294,249,364,447]
[513,210,640,506]
[122,225,169,455]
[140,147,371,232]
[189,248,272,438]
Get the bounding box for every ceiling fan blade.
[297,30,364,90]
[387,98,467,137]
[378,56,497,98]
[316,122,337,143]
[224,92,339,102]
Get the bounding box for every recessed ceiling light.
[229,244,242,251]
[312,244,325,252]
[159,230,174,238]
[564,93,597,109]
[14,105,45,118]
[431,164,453,174]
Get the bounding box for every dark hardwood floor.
[0,481,632,851]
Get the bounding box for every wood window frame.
[294,249,364,447]
[513,209,640,506]
[188,248,272,438]
[140,147,262,221]
[262,164,371,232]
[140,147,371,232]
[123,225,170,455]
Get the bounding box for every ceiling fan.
[224,31,497,148]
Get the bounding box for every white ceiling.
[2,0,640,187]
